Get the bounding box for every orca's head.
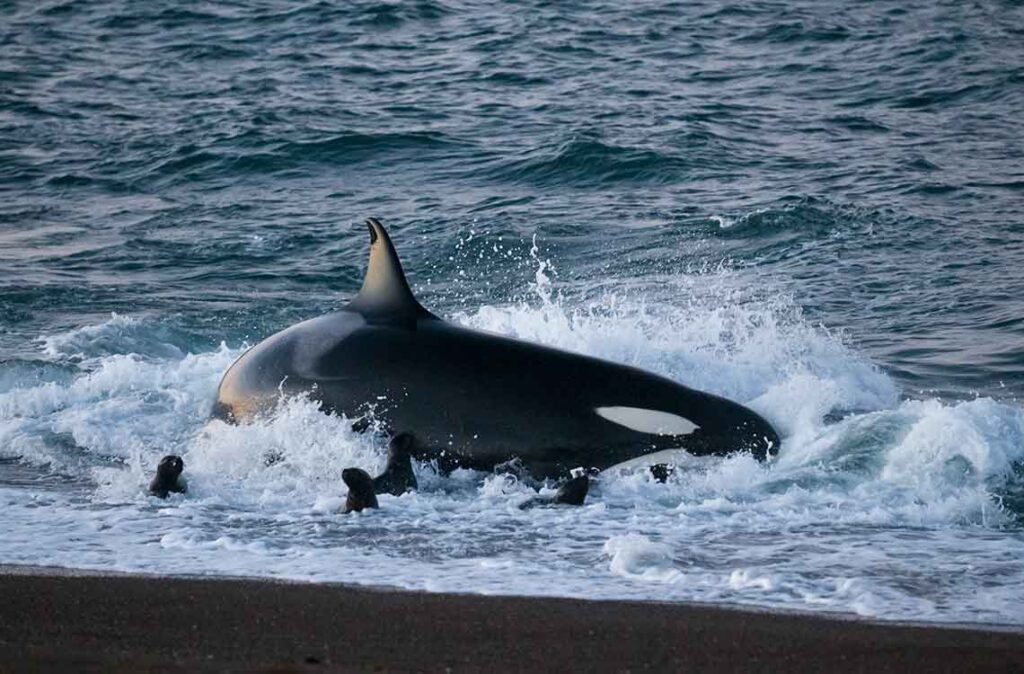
[594,402,780,461]
[691,402,781,461]
[727,410,781,461]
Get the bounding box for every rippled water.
[2,1,1024,624]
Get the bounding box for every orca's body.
[214,219,779,478]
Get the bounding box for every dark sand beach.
[0,567,1021,673]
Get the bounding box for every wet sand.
[0,567,1021,673]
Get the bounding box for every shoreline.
[1,565,1022,672]
[3,562,1021,634]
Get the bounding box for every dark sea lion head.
[157,455,184,478]
[552,474,589,506]
[388,432,416,460]
[373,433,419,496]
[343,467,373,489]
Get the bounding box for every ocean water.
[3,0,1024,625]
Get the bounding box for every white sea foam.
[604,534,683,583]
[1,262,1023,625]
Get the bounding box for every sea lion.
[518,474,590,509]
[149,455,186,498]
[372,432,418,496]
[342,468,379,513]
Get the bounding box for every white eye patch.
[595,406,699,436]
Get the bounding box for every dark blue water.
[3,1,1024,623]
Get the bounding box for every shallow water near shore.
[2,0,1024,625]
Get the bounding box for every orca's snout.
[690,403,780,461]
[734,410,780,461]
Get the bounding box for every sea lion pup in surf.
[372,432,418,496]
[149,455,186,498]
[214,218,781,480]
[342,468,378,513]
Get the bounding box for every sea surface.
[3,0,1024,625]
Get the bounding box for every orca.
[213,218,780,479]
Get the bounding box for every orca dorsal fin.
[348,218,434,323]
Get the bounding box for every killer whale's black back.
[214,218,780,477]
